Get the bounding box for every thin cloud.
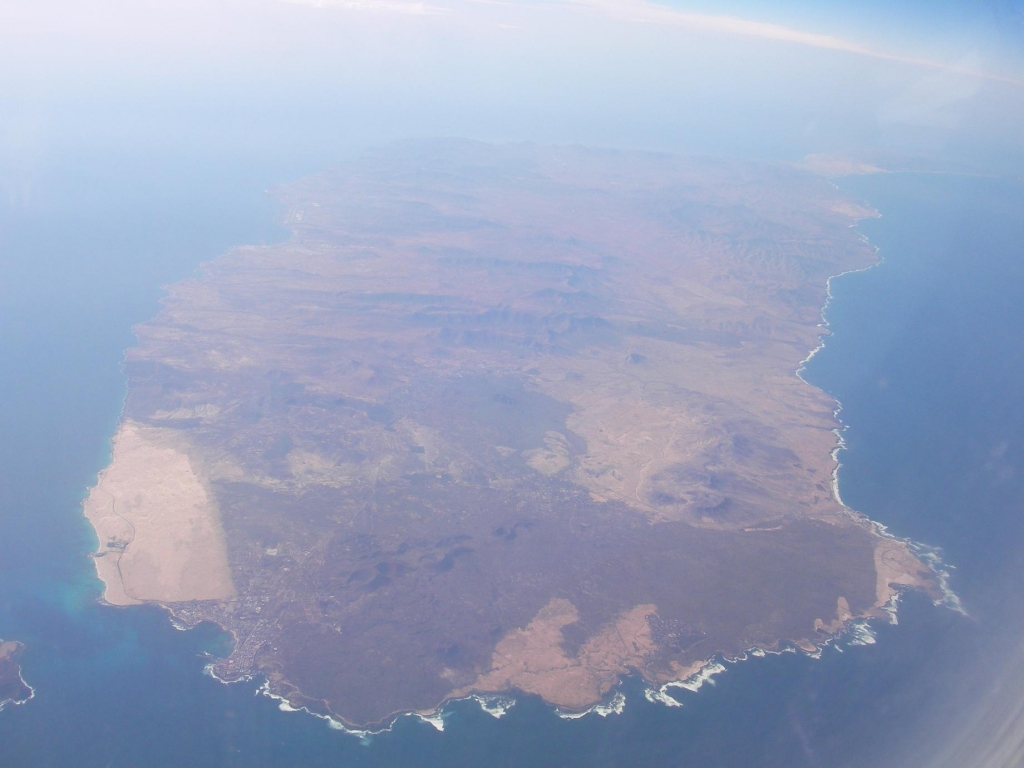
[283,0,450,15]
[467,0,1014,84]
[284,0,1021,83]
[569,0,1022,84]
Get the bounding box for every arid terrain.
[0,641,31,709]
[84,141,937,726]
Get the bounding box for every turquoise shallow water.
[1,157,1022,766]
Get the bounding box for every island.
[0,640,32,710]
[84,140,938,727]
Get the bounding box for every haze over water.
[0,121,1022,766]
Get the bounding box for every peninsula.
[84,141,937,726]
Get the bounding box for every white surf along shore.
[798,206,964,617]
[80,193,965,737]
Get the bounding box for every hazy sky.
[1,0,1023,184]
[1,3,1023,766]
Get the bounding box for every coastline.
[81,362,133,607]
[799,202,964,616]
[225,597,919,739]
[82,420,236,607]
[82,423,138,607]
[0,641,35,712]
[77,167,963,734]
[230,193,962,731]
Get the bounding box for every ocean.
[1,153,1022,766]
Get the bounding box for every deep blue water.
[0,161,1021,766]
